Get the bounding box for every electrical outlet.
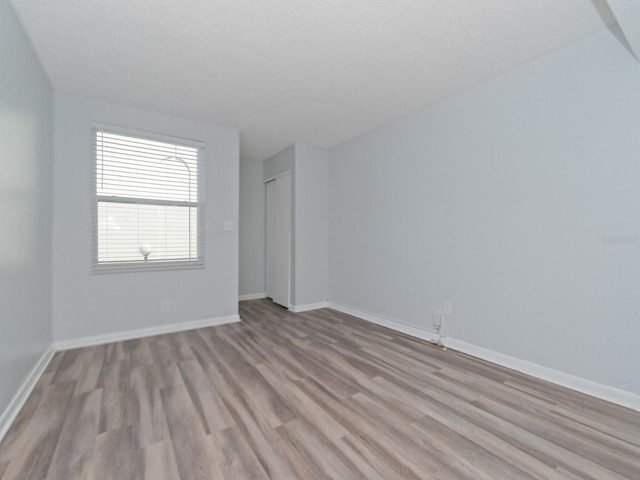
[444,300,453,316]
[161,299,170,312]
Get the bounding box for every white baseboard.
[54,314,241,351]
[0,345,55,443]
[444,337,640,412]
[328,302,640,412]
[289,301,329,313]
[239,293,267,301]
[1,314,241,441]
[329,303,439,342]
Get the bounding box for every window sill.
[91,261,205,274]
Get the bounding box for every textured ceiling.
[606,0,640,60]
[11,0,615,160]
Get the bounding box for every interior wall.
[52,93,239,341]
[239,159,266,297]
[293,144,328,306]
[0,0,53,415]
[328,26,640,395]
[264,145,295,181]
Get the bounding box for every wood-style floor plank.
[98,359,132,434]
[0,373,52,463]
[104,341,129,365]
[177,359,234,435]
[192,342,299,479]
[160,384,216,480]
[50,350,85,385]
[1,298,639,479]
[209,426,269,480]
[148,339,182,389]
[255,362,349,442]
[333,434,393,480]
[74,346,106,394]
[135,438,181,480]
[129,364,167,449]
[276,418,360,480]
[45,389,102,479]
[85,425,137,480]
[410,413,536,480]
[0,381,76,479]
[127,338,155,368]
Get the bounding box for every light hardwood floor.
[1,299,639,479]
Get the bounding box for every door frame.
[264,171,291,308]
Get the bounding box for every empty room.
[1,0,639,479]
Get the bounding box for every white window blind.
[92,128,205,271]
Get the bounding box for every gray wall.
[239,160,266,297]
[0,0,53,415]
[264,145,295,182]
[329,27,640,395]
[53,93,239,340]
[294,144,328,306]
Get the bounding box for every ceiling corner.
[606,0,640,61]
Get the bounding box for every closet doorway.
[265,172,291,308]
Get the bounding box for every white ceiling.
[606,0,640,61]
[11,1,616,160]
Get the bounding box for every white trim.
[1,314,241,441]
[328,302,640,412]
[328,303,438,342]
[91,127,206,273]
[54,314,241,351]
[263,170,292,184]
[444,338,640,412]
[92,122,206,149]
[289,301,329,313]
[0,345,55,443]
[239,293,267,301]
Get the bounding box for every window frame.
[91,124,206,273]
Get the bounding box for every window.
[92,128,205,272]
